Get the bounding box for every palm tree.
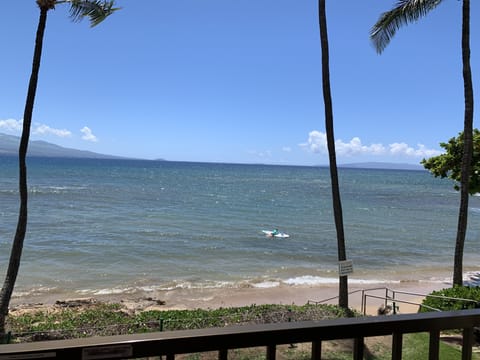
[371,0,474,287]
[318,0,349,309]
[0,0,119,339]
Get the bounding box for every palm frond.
[67,0,120,27]
[370,0,443,54]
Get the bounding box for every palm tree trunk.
[453,0,474,287]
[0,7,48,337]
[318,0,348,308]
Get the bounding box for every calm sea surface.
[0,157,479,299]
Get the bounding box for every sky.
[0,1,478,166]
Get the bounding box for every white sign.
[338,260,353,276]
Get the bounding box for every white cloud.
[282,146,292,152]
[33,124,72,137]
[0,118,73,138]
[335,137,386,156]
[388,142,440,157]
[300,130,327,154]
[80,126,98,142]
[0,118,23,132]
[300,130,442,159]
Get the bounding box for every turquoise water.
[0,157,479,299]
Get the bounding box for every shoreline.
[9,280,450,316]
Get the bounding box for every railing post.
[311,340,322,360]
[462,327,473,360]
[0,332,11,344]
[392,332,403,360]
[429,330,440,360]
[386,288,390,309]
[354,337,364,360]
[266,344,276,360]
[218,348,228,360]
[361,289,366,315]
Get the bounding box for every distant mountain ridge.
[1,133,426,169]
[340,162,424,171]
[0,133,124,159]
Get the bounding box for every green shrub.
[420,286,480,312]
[7,303,350,342]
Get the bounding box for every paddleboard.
[262,230,290,238]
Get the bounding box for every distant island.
[1,133,425,170]
[0,133,126,159]
[339,162,424,171]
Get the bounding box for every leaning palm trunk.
[0,7,48,337]
[0,1,117,340]
[453,0,474,286]
[318,0,348,309]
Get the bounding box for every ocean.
[0,157,479,300]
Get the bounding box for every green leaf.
[371,0,444,53]
[422,129,480,194]
[67,0,120,27]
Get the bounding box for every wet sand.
[9,280,449,316]
[144,282,448,314]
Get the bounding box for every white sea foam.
[283,275,400,286]
[137,286,156,292]
[252,281,281,288]
[152,280,238,291]
[13,286,58,298]
[464,271,480,286]
[76,287,138,296]
[284,276,338,286]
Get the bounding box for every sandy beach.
[9,280,450,316]
[145,281,449,314]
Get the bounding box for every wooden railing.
[1,309,479,360]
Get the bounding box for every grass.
[5,302,479,359]
[402,332,480,360]
[7,303,349,341]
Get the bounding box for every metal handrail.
[363,294,440,315]
[309,286,480,315]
